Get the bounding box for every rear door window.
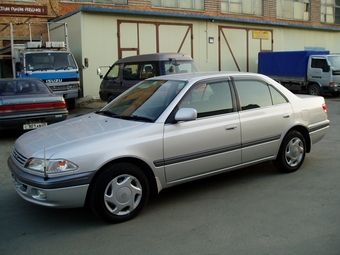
[234,80,272,110]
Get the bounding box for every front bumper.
[52,89,79,99]
[8,156,96,208]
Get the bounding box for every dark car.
[0,78,68,130]
[97,53,200,102]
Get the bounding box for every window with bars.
[59,0,127,4]
[151,0,204,10]
[321,0,340,24]
[276,0,310,21]
[220,0,262,16]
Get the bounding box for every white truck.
[258,50,340,96]
[0,22,80,109]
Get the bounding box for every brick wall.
[1,0,340,44]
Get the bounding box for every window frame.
[232,79,288,112]
[178,79,235,118]
[321,0,340,24]
[276,0,310,21]
[220,0,262,16]
[151,0,204,11]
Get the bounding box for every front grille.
[12,148,28,167]
[51,85,68,91]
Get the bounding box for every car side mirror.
[175,108,197,122]
[97,68,102,76]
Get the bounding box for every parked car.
[0,78,68,130]
[97,53,200,102]
[8,72,329,223]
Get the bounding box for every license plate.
[23,123,48,130]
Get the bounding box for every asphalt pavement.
[0,96,339,255]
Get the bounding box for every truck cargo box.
[258,50,330,78]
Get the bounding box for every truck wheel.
[66,98,76,110]
[308,84,321,96]
[89,163,149,223]
[273,130,306,173]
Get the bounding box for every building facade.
[1,0,340,97]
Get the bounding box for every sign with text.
[252,31,270,40]
[0,4,47,15]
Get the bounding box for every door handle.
[226,125,238,131]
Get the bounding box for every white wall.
[60,12,340,98]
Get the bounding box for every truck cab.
[17,50,80,109]
[307,55,340,96]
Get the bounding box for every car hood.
[14,113,146,158]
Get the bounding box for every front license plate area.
[23,123,48,130]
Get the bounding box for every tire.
[308,84,321,96]
[89,163,149,223]
[107,95,115,103]
[274,130,306,173]
[66,98,76,110]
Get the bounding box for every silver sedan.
[8,72,330,223]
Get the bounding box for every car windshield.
[97,79,187,122]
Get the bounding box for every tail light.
[0,101,67,113]
[322,103,327,113]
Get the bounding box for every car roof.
[0,78,42,82]
[146,71,267,82]
[115,53,194,64]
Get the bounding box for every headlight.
[26,158,78,175]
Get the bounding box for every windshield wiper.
[120,115,153,122]
[56,66,73,71]
[95,111,153,122]
[95,110,118,117]
[31,67,52,72]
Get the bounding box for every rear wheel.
[89,163,149,223]
[308,84,321,96]
[274,130,306,173]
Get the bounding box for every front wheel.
[107,95,115,103]
[274,130,306,173]
[66,98,76,110]
[89,163,149,223]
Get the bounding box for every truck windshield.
[328,56,340,70]
[25,53,77,71]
